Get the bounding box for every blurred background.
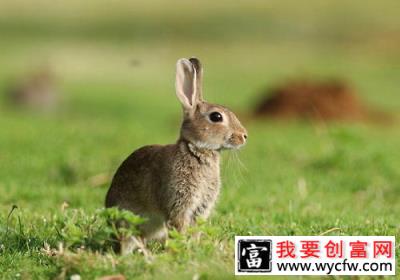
[1,0,400,278]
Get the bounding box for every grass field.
[0,1,399,279]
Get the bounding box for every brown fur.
[105,58,247,252]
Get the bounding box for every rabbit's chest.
[193,170,220,197]
[187,165,221,218]
[168,145,221,219]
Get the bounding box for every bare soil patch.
[253,79,389,122]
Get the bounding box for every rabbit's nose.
[242,133,248,144]
[239,133,247,145]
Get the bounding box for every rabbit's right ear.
[175,58,198,113]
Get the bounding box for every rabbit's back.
[105,144,175,215]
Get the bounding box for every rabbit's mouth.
[224,132,247,149]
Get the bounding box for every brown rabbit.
[105,58,247,253]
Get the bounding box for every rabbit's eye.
[209,112,223,123]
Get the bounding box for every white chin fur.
[193,141,221,150]
[222,143,243,150]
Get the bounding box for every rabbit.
[105,57,247,254]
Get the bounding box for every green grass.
[0,1,399,279]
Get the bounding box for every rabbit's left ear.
[175,58,200,113]
[189,57,203,101]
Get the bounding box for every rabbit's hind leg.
[146,224,168,243]
[120,235,143,255]
[141,213,168,242]
[120,235,153,262]
[119,213,165,256]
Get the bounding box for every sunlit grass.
[0,1,399,279]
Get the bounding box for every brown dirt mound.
[254,79,388,122]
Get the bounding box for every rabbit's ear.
[189,57,203,101]
[176,58,197,112]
